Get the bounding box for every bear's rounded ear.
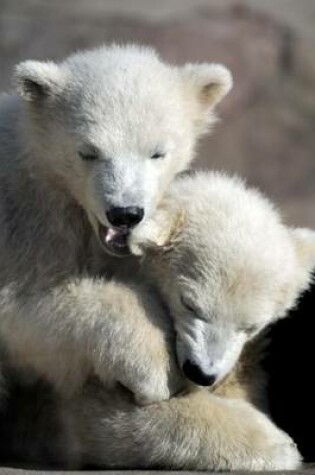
[182,63,233,110]
[274,227,315,319]
[291,228,315,273]
[14,60,67,102]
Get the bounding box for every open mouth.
[98,223,130,257]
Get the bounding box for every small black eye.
[78,150,99,162]
[151,151,166,160]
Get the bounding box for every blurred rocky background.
[0,0,314,227]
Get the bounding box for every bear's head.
[130,172,315,387]
[14,44,232,256]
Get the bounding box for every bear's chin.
[98,223,131,257]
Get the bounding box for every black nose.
[106,206,144,228]
[182,360,217,387]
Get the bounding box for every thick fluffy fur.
[0,352,289,471]
[77,171,315,470]
[130,172,315,386]
[0,45,232,401]
[3,171,315,470]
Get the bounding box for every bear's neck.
[1,152,94,282]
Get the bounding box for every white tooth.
[105,228,117,244]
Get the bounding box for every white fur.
[0,45,231,401]
[52,171,314,470]
[0,43,308,470]
[1,170,309,471]
[130,171,315,384]
[14,45,232,227]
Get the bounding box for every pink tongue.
[104,227,128,250]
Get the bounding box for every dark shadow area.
[265,277,315,462]
[0,378,68,469]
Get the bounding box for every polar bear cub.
[2,171,313,470]
[64,170,315,470]
[130,171,315,388]
[0,44,232,403]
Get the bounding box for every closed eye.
[79,150,99,161]
[241,324,259,335]
[78,144,100,162]
[180,295,207,322]
[180,295,195,312]
[151,151,166,160]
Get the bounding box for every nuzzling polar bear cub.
[130,171,315,390]
[27,171,314,470]
[71,171,315,470]
[0,44,232,402]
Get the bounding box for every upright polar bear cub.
[0,44,232,401]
